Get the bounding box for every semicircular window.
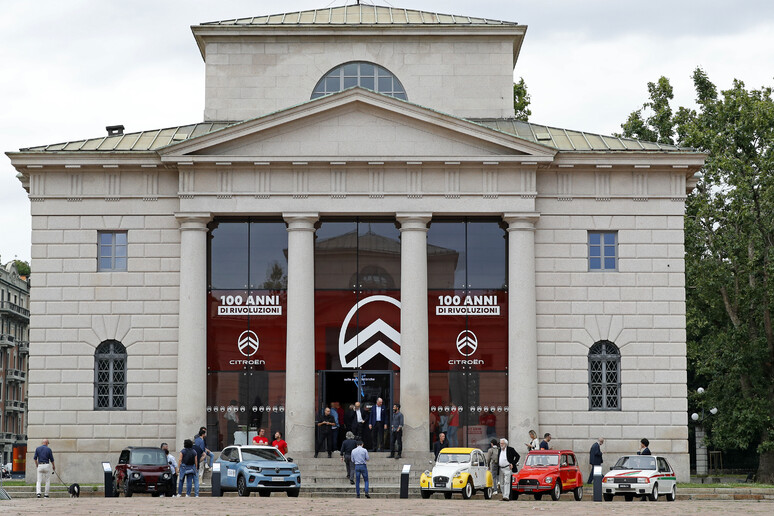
[312,62,407,100]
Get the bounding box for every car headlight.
[423,470,431,477]
[637,477,649,483]
[161,472,171,480]
[292,466,299,473]
[604,477,613,483]
[132,472,141,480]
[544,476,553,483]
[247,466,262,473]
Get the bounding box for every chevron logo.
[238,330,259,357]
[456,330,478,357]
[339,295,401,368]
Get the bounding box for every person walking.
[33,439,55,498]
[351,440,370,498]
[194,430,210,485]
[340,431,358,484]
[272,431,288,455]
[588,437,604,484]
[369,398,387,451]
[198,426,214,471]
[389,403,403,459]
[330,403,341,451]
[497,438,520,501]
[539,433,552,450]
[526,430,540,452]
[433,432,448,460]
[637,438,651,455]
[178,439,199,497]
[161,443,178,496]
[485,438,500,494]
[315,407,336,458]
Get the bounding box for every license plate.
[271,477,286,482]
[619,483,630,488]
[521,486,533,491]
[436,482,446,488]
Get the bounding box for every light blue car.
[217,445,301,497]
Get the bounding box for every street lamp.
[690,387,718,477]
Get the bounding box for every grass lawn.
[677,482,774,489]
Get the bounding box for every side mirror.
[286,457,293,463]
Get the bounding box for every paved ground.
[0,497,772,515]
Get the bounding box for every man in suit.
[351,401,365,439]
[497,438,520,501]
[637,438,651,455]
[588,437,604,484]
[368,398,388,451]
[433,432,448,460]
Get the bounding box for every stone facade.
[7,5,703,483]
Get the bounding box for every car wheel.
[666,484,676,502]
[648,483,659,502]
[258,490,271,497]
[151,492,160,497]
[444,492,453,499]
[421,490,431,499]
[573,485,583,501]
[287,488,300,498]
[123,479,132,498]
[603,493,613,502]
[237,475,250,497]
[510,491,519,501]
[624,494,634,501]
[483,486,492,500]
[534,493,542,500]
[551,481,562,501]
[461,480,474,500]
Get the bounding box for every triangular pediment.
[160,88,555,162]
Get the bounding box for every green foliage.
[513,77,531,121]
[625,69,774,480]
[260,261,287,289]
[13,260,30,276]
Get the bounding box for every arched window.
[94,340,126,410]
[588,340,620,411]
[311,61,407,100]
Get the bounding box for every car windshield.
[129,449,167,466]
[612,456,656,470]
[525,454,559,467]
[240,448,285,462]
[437,453,469,464]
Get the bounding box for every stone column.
[397,213,432,453]
[695,426,708,475]
[175,212,211,450]
[283,213,318,450]
[504,213,540,442]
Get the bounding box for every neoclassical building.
[7,5,704,482]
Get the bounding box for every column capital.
[283,212,318,231]
[175,212,211,231]
[396,212,431,231]
[503,212,539,231]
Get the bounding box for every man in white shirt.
[161,442,178,497]
[354,401,365,439]
[498,438,519,501]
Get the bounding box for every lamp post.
[690,387,718,477]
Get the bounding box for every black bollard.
[102,462,114,497]
[400,464,410,499]
[211,462,222,497]
[592,465,603,502]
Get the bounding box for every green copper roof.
[200,5,519,27]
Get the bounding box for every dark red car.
[113,447,174,497]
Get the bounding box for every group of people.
[161,426,214,497]
[315,399,403,460]
[250,427,289,454]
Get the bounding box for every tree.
[14,260,30,277]
[260,261,287,290]
[513,77,531,121]
[618,76,675,144]
[622,69,774,482]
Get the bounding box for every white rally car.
[602,455,677,502]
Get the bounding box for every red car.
[113,447,175,497]
[510,450,584,501]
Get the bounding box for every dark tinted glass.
[210,222,249,289]
[315,221,358,289]
[357,221,400,289]
[467,222,506,288]
[427,222,465,289]
[249,222,288,290]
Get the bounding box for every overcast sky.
[2,0,773,263]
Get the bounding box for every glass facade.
[207,219,288,450]
[427,219,508,449]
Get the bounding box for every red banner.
[315,291,401,371]
[428,290,508,371]
[207,290,287,371]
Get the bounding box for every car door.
[658,458,674,491]
[220,448,238,488]
[472,451,486,487]
[115,449,130,485]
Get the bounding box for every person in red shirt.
[272,431,288,455]
[252,428,269,445]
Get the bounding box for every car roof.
[125,446,161,452]
[440,447,477,454]
[527,449,575,455]
[228,445,277,449]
